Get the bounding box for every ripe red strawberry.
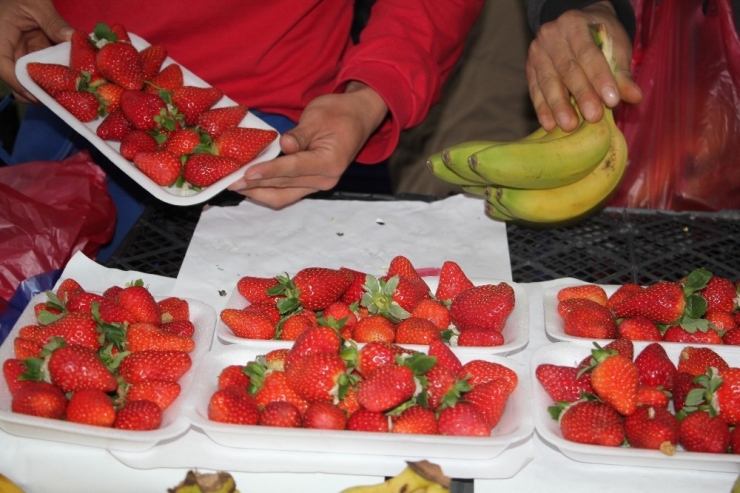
[662,325,723,344]
[162,128,200,156]
[724,327,740,345]
[679,410,731,453]
[109,23,132,43]
[322,301,358,334]
[352,314,396,343]
[119,129,159,161]
[55,90,101,122]
[714,368,740,425]
[562,300,618,339]
[449,282,514,333]
[243,302,281,326]
[26,62,79,96]
[427,339,462,374]
[557,284,608,305]
[14,337,41,359]
[3,359,30,395]
[355,341,401,378]
[535,363,594,403]
[113,399,163,430]
[213,127,278,163]
[394,317,440,345]
[69,30,103,83]
[337,384,360,418]
[386,275,431,313]
[589,349,639,416]
[617,316,662,341]
[125,380,181,410]
[120,90,167,130]
[134,150,182,186]
[11,381,67,419]
[357,364,416,412]
[286,326,342,365]
[700,275,737,312]
[146,63,184,94]
[66,388,116,427]
[264,349,290,371]
[208,385,260,425]
[387,255,426,284]
[94,82,125,114]
[558,400,625,446]
[96,110,134,141]
[183,153,242,187]
[556,297,601,319]
[171,86,223,126]
[139,43,168,79]
[436,402,490,436]
[636,385,671,408]
[126,322,195,352]
[423,363,462,411]
[347,408,389,432]
[279,313,315,341]
[606,282,644,309]
[285,352,348,403]
[96,41,144,90]
[288,267,353,311]
[411,299,450,330]
[706,310,736,331]
[18,325,42,343]
[236,275,280,304]
[157,297,190,323]
[303,401,347,430]
[435,260,474,302]
[37,311,100,351]
[47,343,118,393]
[624,405,678,453]
[259,401,302,428]
[458,359,518,394]
[97,299,138,326]
[633,342,677,390]
[56,278,84,303]
[672,371,702,412]
[464,379,510,429]
[118,350,192,384]
[160,320,195,339]
[66,291,106,313]
[730,424,740,454]
[677,346,729,376]
[217,365,250,391]
[611,281,685,324]
[339,267,368,304]
[117,282,161,324]
[392,405,438,434]
[253,370,309,414]
[456,328,504,346]
[197,105,249,138]
[220,309,276,339]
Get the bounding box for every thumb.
[279,125,311,155]
[38,7,75,43]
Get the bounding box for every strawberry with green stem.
[582,342,639,416]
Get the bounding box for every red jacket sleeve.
[335,0,486,164]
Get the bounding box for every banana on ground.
[340,461,451,493]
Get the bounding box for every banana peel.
[340,460,451,493]
[168,470,239,493]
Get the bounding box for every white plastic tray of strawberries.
[15,33,281,206]
[167,344,534,477]
[215,277,529,356]
[530,340,740,472]
[0,292,217,452]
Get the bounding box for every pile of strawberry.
[220,255,516,347]
[537,339,740,454]
[26,21,278,189]
[2,278,197,431]
[557,268,740,344]
[208,334,518,436]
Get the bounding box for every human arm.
[526,0,643,132]
[0,0,74,103]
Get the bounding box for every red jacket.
[55,0,484,163]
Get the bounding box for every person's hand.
[0,0,73,103]
[526,1,643,132]
[228,81,388,209]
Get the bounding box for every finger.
[239,186,320,210]
[526,54,557,131]
[232,152,341,191]
[33,3,74,43]
[531,36,580,131]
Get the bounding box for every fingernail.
[581,101,598,121]
[243,171,262,180]
[601,86,619,106]
[228,179,245,190]
[555,112,572,130]
[59,26,74,39]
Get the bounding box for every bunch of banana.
[167,470,239,493]
[339,460,451,493]
[0,473,24,493]
[426,23,628,224]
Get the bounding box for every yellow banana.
[468,109,612,189]
[167,470,239,493]
[426,151,482,186]
[461,185,487,196]
[483,197,517,222]
[488,108,627,223]
[340,461,450,493]
[0,474,24,493]
[440,140,498,184]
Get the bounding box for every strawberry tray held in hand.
[15,32,281,206]
[0,292,216,452]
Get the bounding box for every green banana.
[461,185,487,196]
[426,151,482,186]
[340,461,451,493]
[440,140,498,184]
[468,109,612,189]
[488,108,627,223]
[484,199,517,222]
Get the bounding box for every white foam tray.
[0,292,216,452]
[15,33,281,206]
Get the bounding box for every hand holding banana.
[426,24,627,224]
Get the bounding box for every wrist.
[343,81,389,136]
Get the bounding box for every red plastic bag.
[611,0,740,211]
[0,150,116,301]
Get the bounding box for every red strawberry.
[624,405,678,453]
[96,110,134,141]
[236,275,280,304]
[347,408,389,432]
[285,352,348,403]
[120,90,167,131]
[118,350,192,383]
[558,400,625,446]
[125,380,181,410]
[162,128,200,156]
[352,314,396,343]
[126,322,195,352]
[243,302,281,326]
[557,284,608,305]
[11,381,67,419]
[139,43,168,79]
[183,153,241,187]
[208,385,260,425]
[706,310,736,332]
[387,255,426,284]
[288,267,353,311]
[220,309,276,339]
[410,298,450,330]
[679,410,730,453]
[606,282,644,309]
[56,278,84,303]
[110,23,132,43]
[117,282,161,324]
[339,267,368,304]
[286,326,342,365]
[714,368,740,425]
[336,385,360,418]
[449,283,515,332]
[37,311,100,351]
[357,364,416,412]
[66,388,116,427]
[617,316,662,341]
[677,346,729,376]
[390,405,436,434]
[457,359,518,394]
[562,300,618,339]
[264,349,290,371]
[67,291,107,313]
[94,82,125,114]
[69,30,103,83]
[636,385,671,408]
[700,275,737,313]
[253,370,309,414]
[535,363,594,403]
[730,423,740,454]
[355,341,403,378]
[14,337,41,359]
[279,313,315,341]
[589,348,639,416]
[119,129,159,161]
[213,127,278,163]
[197,105,249,138]
[157,297,190,323]
[160,320,195,338]
[724,327,740,345]
[3,359,30,395]
[113,399,163,430]
[97,299,138,326]
[422,363,462,411]
[259,401,302,428]
[96,41,144,90]
[171,86,223,126]
[217,365,250,391]
[633,342,677,391]
[385,275,430,313]
[47,343,118,393]
[436,402,490,436]
[611,281,685,324]
[672,371,702,412]
[322,301,358,334]
[303,401,347,430]
[394,317,440,345]
[456,328,504,347]
[146,63,184,94]
[435,260,474,302]
[26,62,79,96]
[427,339,462,374]
[134,150,182,186]
[55,90,101,122]
[464,379,511,429]
[662,325,723,344]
